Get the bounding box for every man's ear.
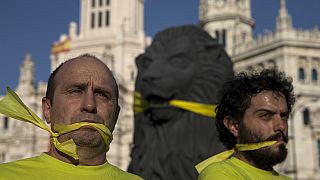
[115,105,120,121]
[223,116,239,137]
[110,105,120,132]
[42,97,51,124]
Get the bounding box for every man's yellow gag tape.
[195,140,277,173]
[134,92,217,118]
[0,87,113,160]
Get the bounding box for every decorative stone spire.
[276,0,292,31]
[16,53,35,96]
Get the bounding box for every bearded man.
[197,69,295,180]
[128,25,234,180]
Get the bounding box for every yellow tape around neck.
[0,87,112,160]
[134,91,216,118]
[195,140,277,173]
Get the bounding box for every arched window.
[105,11,110,26]
[317,140,320,166]
[98,11,102,27]
[298,68,305,80]
[215,29,227,48]
[303,108,310,125]
[131,70,135,81]
[92,0,96,7]
[312,69,318,81]
[3,117,9,129]
[91,13,95,28]
[0,152,5,162]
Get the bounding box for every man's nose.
[81,90,97,113]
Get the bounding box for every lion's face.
[135,36,196,121]
[135,25,234,122]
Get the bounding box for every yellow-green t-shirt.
[0,153,142,180]
[198,157,291,180]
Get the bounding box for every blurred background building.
[0,0,319,179]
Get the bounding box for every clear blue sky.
[0,0,319,94]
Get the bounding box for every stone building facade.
[0,0,319,179]
[0,54,48,164]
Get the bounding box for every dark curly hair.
[215,69,295,149]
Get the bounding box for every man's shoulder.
[0,155,45,180]
[198,157,292,180]
[0,155,143,180]
[106,163,143,180]
[0,155,43,168]
[198,158,241,180]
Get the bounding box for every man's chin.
[243,144,288,168]
[271,141,287,153]
[70,128,103,147]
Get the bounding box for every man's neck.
[47,144,107,166]
[234,152,273,171]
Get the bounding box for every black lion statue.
[128,25,234,180]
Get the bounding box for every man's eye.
[69,88,82,94]
[259,113,272,119]
[96,92,110,100]
[281,113,289,121]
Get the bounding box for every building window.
[131,70,135,81]
[0,152,5,162]
[215,29,227,48]
[241,32,246,43]
[298,68,305,80]
[312,69,318,81]
[98,11,103,27]
[3,116,9,129]
[91,13,95,28]
[303,108,310,125]
[99,0,103,7]
[222,29,226,48]
[92,0,96,7]
[105,11,110,26]
[106,0,110,5]
[318,140,320,166]
[215,30,219,41]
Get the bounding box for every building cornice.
[232,38,320,62]
[200,13,255,27]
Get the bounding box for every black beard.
[237,122,288,170]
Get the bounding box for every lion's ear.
[223,116,239,137]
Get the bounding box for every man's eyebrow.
[94,85,114,94]
[280,111,289,117]
[64,83,113,93]
[95,86,111,92]
[64,83,87,89]
[254,109,276,114]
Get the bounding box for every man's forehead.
[54,57,115,88]
[249,90,287,108]
[62,57,106,69]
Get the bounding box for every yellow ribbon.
[134,92,216,118]
[0,87,113,160]
[195,140,277,173]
